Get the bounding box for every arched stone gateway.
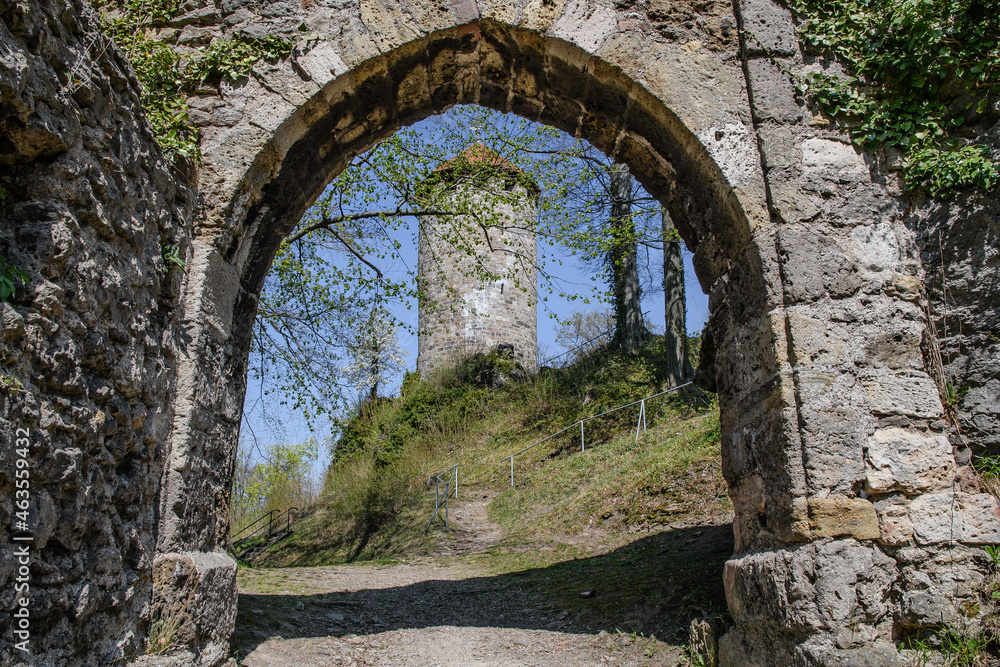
[1,0,997,665]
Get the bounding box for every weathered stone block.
[863,370,943,419]
[865,427,955,494]
[796,641,903,667]
[801,407,866,494]
[731,474,766,515]
[808,497,880,540]
[185,242,241,342]
[787,311,845,365]
[769,181,820,223]
[550,0,618,52]
[849,223,902,274]
[294,41,349,88]
[757,124,797,171]
[724,539,896,633]
[777,225,861,302]
[151,551,237,666]
[745,57,802,123]
[167,7,220,27]
[643,40,745,133]
[801,138,869,182]
[738,0,798,56]
[900,590,965,628]
[910,492,1000,545]
[447,0,480,23]
[696,122,768,231]
[860,318,924,371]
[883,272,927,304]
[874,499,913,546]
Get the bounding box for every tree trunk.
[662,208,688,387]
[608,163,643,354]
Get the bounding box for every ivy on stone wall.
[791,0,1000,198]
[98,0,291,159]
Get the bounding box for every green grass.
[255,337,728,569]
[489,408,725,540]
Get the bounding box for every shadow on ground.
[234,523,733,658]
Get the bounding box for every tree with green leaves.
[342,306,408,402]
[607,163,644,354]
[543,147,678,357]
[230,437,318,534]
[552,308,615,363]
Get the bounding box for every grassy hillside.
[254,338,732,571]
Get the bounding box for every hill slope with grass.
[256,339,731,570]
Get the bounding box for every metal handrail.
[232,506,299,550]
[424,464,458,534]
[539,327,614,368]
[501,382,694,486]
[231,509,278,547]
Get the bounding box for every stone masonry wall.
[0,0,195,664]
[417,177,538,377]
[717,0,1000,661]
[911,195,1000,458]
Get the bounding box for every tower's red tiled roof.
[433,143,524,175]
[430,143,540,193]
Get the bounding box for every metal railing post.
[500,382,694,488]
[635,400,647,442]
[424,465,459,534]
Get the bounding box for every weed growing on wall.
[0,254,28,302]
[790,0,1000,198]
[98,0,291,159]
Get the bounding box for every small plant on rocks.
[0,254,28,302]
[98,0,292,159]
[790,0,1000,199]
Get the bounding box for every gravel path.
[242,627,678,666]
[235,494,693,666]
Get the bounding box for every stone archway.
[0,0,995,665]
[156,2,991,664]
[158,14,772,663]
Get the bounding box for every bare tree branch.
[285,210,451,245]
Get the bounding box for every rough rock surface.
[0,0,194,664]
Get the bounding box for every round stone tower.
[417,144,539,378]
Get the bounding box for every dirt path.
[235,559,682,666]
[427,489,504,557]
[234,491,731,666]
